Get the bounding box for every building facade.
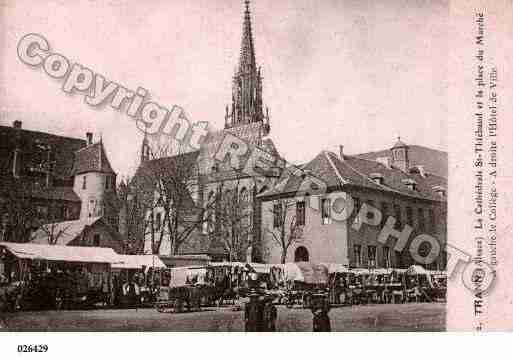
[0,120,118,243]
[130,1,280,260]
[259,141,447,269]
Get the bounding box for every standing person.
[261,295,277,331]
[311,292,331,332]
[244,291,263,331]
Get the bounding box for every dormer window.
[369,173,384,185]
[402,178,417,191]
[409,165,427,178]
[432,185,446,198]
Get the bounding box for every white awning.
[1,242,121,265]
[112,255,167,270]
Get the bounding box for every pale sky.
[0,0,448,178]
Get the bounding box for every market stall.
[111,255,167,308]
[0,242,120,310]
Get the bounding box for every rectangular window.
[368,245,377,267]
[155,212,162,231]
[418,208,425,231]
[82,175,87,190]
[406,206,413,226]
[321,198,331,224]
[429,209,436,232]
[93,234,100,247]
[352,196,361,223]
[354,245,362,267]
[381,202,389,226]
[296,201,306,226]
[383,246,391,268]
[273,203,282,228]
[105,176,110,190]
[393,204,402,229]
[36,205,48,219]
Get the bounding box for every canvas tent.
[281,262,329,284]
[0,242,121,265]
[112,255,166,270]
[405,265,429,275]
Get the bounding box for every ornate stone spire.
[225,0,269,134]
[239,0,256,72]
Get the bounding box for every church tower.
[72,135,117,225]
[225,0,270,145]
[391,136,410,172]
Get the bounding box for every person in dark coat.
[311,292,331,332]
[261,295,277,331]
[244,292,264,331]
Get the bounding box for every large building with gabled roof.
[128,0,282,261]
[0,120,119,244]
[258,141,447,269]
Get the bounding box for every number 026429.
[17,345,48,353]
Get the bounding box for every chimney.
[13,120,22,129]
[86,132,93,145]
[339,145,345,160]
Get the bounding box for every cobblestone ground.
[0,302,445,331]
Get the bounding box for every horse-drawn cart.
[280,262,329,308]
[155,266,215,313]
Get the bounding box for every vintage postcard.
[0,0,512,346]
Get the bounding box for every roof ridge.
[75,141,100,153]
[0,125,87,143]
[340,154,407,195]
[322,151,348,186]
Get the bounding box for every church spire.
[239,0,256,72]
[225,0,269,134]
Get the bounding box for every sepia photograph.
[1,0,489,337]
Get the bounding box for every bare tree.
[128,142,219,255]
[0,178,36,242]
[265,198,302,264]
[214,178,254,262]
[116,178,148,254]
[32,201,74,245]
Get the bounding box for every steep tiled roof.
[133,150,200,211]
[259,151,446,202]
[31,186,81,202]
[0,124,86,180]
[31,216,102,245]
[72,142,115,175]
[354,145,447,178]
[338,154,446,201]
